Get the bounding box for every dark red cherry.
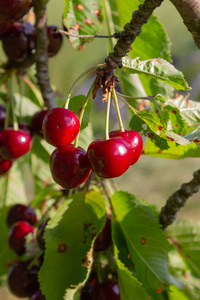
[0,104,6,128]
[47,25,63,57]
[8,221,34,255]
[2,21,36,62]
[0,154,12,174]
[87,138,132,178]
[0,0,33,22]
[0,128,32,160]
[50,145,91,189]
[30,289,46,300]
[81,281,120,300]
[31,109,48,137]
[43,107,80,148]
[94,216,112,252]
[0,20,12,36]
[8,262,39,298]
[109,130,143,165]
[6,204,37,227]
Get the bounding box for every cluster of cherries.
[42,107,143,189]
[0,0,63,67]
[6,203,46,299]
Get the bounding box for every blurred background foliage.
[1,0,200,298]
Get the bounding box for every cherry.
[0,104,6,129]
[8,221,34,255]
[0,0,33,22]
[8,262,39,298]
[87,138,132,178]
[9,122,33,136]
[0,20,12,36]
[50,145,91,189]
[0,128,32,160]
[36,218,50,250]
[109,130,143,165]
[81,281,120,300]
[31,109,48,137]
[0,154,12,174]
[47,25,63,57]
[6,204,37,227]
[2,21,36,62]
[30,289,46,300]
[94,216,112,252]
[43,107,80,148]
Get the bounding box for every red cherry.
[94,216,112,252]
[8,221,34,255]
[87,138,132,178]
[0,0,33,22]
[43,107,80,148]
[30,289,46,300]
[31,109,48,137]
[6,204,37,227]
[2,21,36,62]
[81,281,120,300]
[8,262,39,298]
[109,130,143,165]
[0,128,32,160]
[47,25,63,57]
[50,145,91,189]
[0,20,12,36]
[0,154,12,174]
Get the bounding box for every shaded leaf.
[39,191,106,300]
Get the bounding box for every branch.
[103,0,163,74]
[170,0,200,49]
[159,169,200,230]
[34,0,57,110]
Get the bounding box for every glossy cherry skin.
[43,107,80,148]
[0,128,32,160]
[8,221,34,255]
[31,109,48,137]
[2,21,36,62]
[0,105,6,129]
[87,138,132,178]
[6,204,37,227]
[0,154,12,174]
[8,262,39,298]
[81,281,120,300]
[109,130,143,165]
[30,289,46,300]
[50,145,91,189]
[94,216,112,252]
[47,25,63,57]
[0,0,33,22]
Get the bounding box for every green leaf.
[0,160,28,208]
[63,0,103,50]
[122,57,190,91]
[167,219,200,277]
[68,95,93,130]
[0,206,18,286]
[111,191,170,289]
[39,191,107,300]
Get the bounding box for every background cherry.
[0,0,33,22]
[94,216,112,252]
[6,204,37,227]
[0,128,32,160]
[31,109,48,137]
[0,20,12,36]
[47,25,63,57]
[8,262,39,298]
[2,21,36,62]
[43,107,80,147]
[81,281,120,300]
[87,138,132,178]
[109,130,143,165]
[8,221,34,255]
[50,145,91,189]
[0,104,6,129]
[0,154,12,174]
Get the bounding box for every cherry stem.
[105,92,111,141]
[65,64,104,109]
[8,75,18,131]
[73,79,96,148]
[112,87,124,132]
